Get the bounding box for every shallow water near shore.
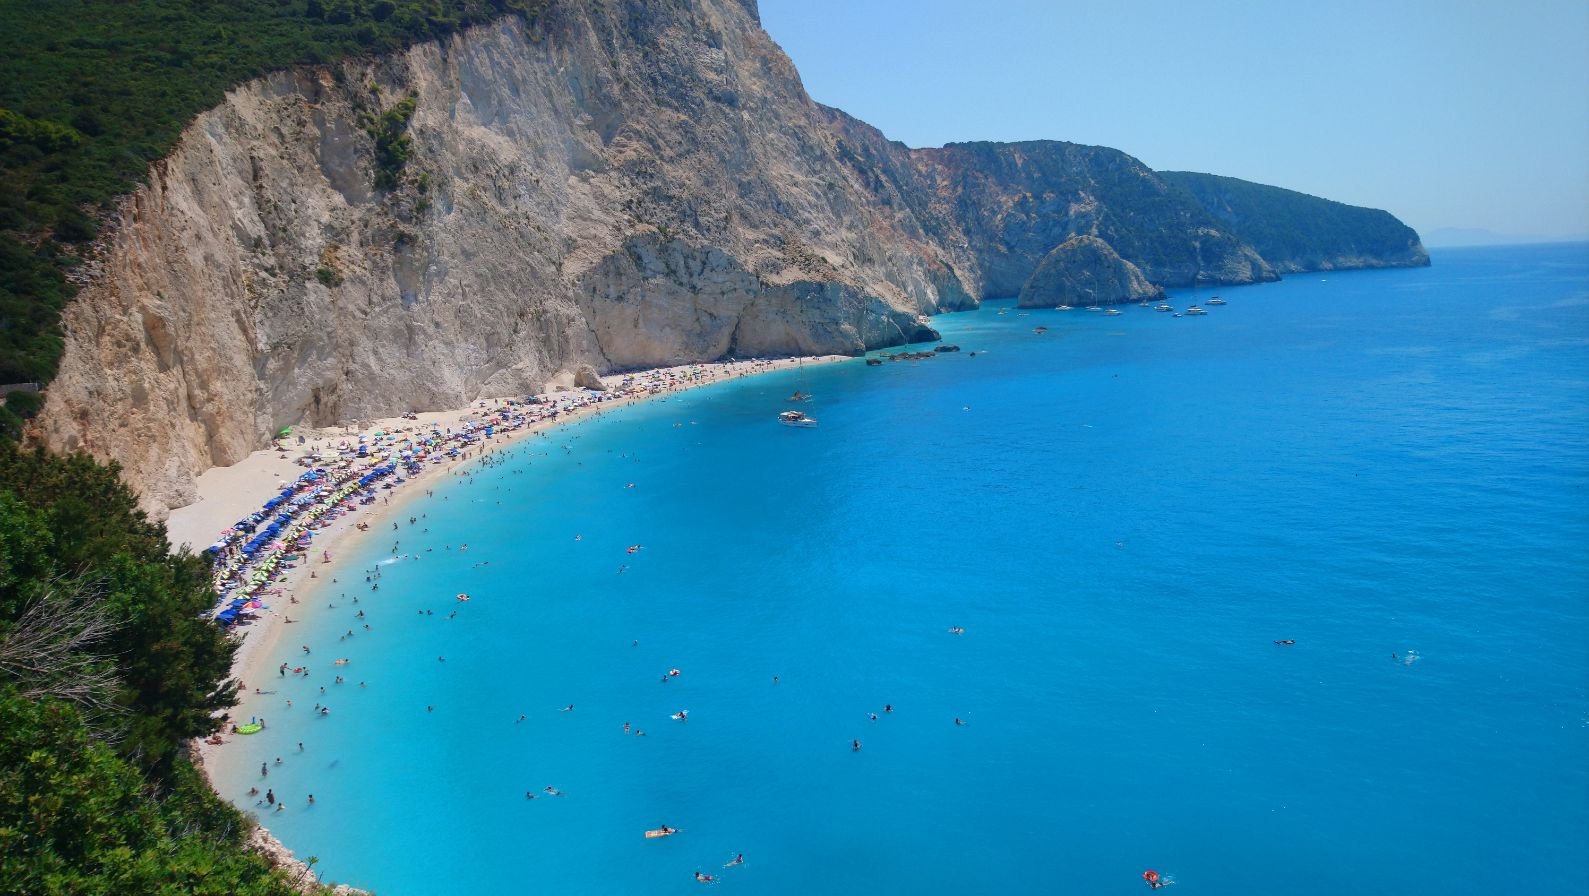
[221,243,1589,895]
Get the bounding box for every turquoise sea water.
[225,243,1589,895]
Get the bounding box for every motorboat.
[1206,297,1227,306]
[1185,305,1208,315]
[1055,305,1073,311]
[1085,305,1103,312]
[1154,303,1174,312]
[778,410,817,427]
[1103,308,1123,316]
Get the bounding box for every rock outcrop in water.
[33,0,1427,515]
[1017,235,1165,307]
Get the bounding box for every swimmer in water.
[693,871,715,883]
[1274,639,1295,646]
[724,854,744,868]
[852,739,862,751]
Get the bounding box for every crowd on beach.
[200,360,800,631]
[197,356,840,887]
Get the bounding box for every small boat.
[1033,325,1049,334]
[778,410,817,427]
[1085,305,1103,312]
[787,390,812,402]
[1206,297,1227,306]
[645,828,680,839]
[1185,305,1208,315]
[1055,305,1073,311]
[1103,308,1123,316]
[1154,303,1173,312]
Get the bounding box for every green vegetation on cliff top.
[0,0,546,436]
[0,443,315,893]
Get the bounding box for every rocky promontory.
[1161,171,1431,272]
[1017,236,1165,307]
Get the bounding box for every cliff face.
[905,141,1278,293]
[33,0,1425,516]
[813,115,1280,294]
[37,0,968,514]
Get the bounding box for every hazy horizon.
[760,0,1589,243]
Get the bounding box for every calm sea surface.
[224,243,1589,895]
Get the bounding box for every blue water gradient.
[225,243,1589,895]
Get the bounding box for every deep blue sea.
[225,243,1589,895]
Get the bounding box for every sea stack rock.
[1017,235,1165,307]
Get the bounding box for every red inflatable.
[1143,870,1160,883]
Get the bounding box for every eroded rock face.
[1017,236,1165,307]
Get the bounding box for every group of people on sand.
[203,356,849,885]
[205,358,800,633]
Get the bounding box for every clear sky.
[758,0,1589,241]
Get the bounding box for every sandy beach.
[186,355,843,785]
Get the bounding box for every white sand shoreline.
[185,355,844,795]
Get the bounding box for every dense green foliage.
[0,445,236,767]
[1160,171,1428,269]
[0,444,306,893]
[0,0,547,426]
[0,696,299,895]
